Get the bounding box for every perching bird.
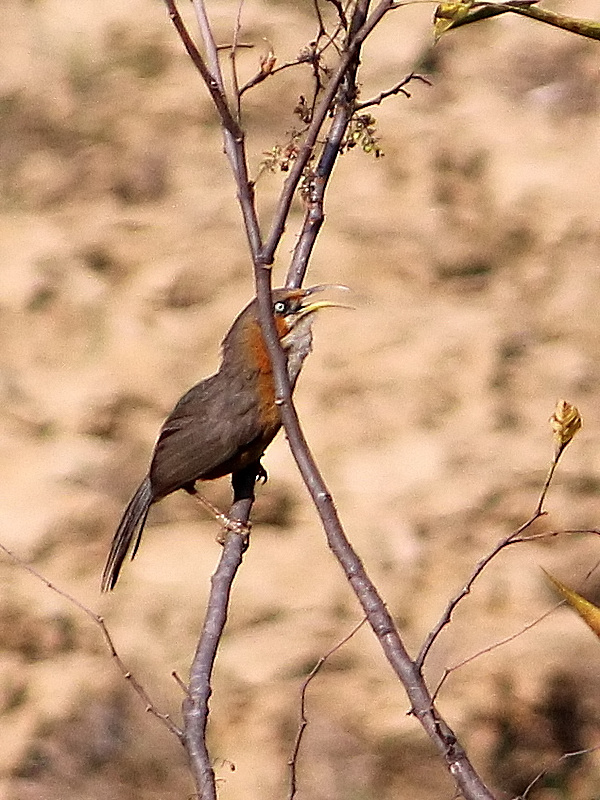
[101,285,345,590]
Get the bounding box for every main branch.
[167,0,498,797]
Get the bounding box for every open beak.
[303,283,350,296]
[295,284,353,320]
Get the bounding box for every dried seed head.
[550,400,582,453]
[260,49,276,76]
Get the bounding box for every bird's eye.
[273,300,287,315]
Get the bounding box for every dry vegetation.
[1,0,600,798]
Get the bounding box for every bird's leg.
[232,461,268,498]
[186,486,251,541]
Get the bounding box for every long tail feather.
[101,478,153,591]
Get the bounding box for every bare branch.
[355,72,431,110]
[183,471,256,800]
[312,0,328,39]
[191,0,227,89]
[325,0,349,30]
[286,106,348,288]
[216,42,254,51]
[519,745,600,800]
[261,0,398,266]
[163,0,243,139]
[432,606,560,703]
[239,27,346,99]
[230,0,246,119]
[164,0,264,265]
[247,3,498,798]
[172,670,191,696]
[271,389,496,797]
[415,516,541,671]
[0,541,184,742]
[416,441,569,670]
[508,527,600,544]
[288,618,367,799]
[239,49,304,98]
[183,533,246,799]
[166,0,499,796]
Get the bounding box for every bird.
[101,285,346,591]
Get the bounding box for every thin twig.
[216,42,254,51]
[416,446,568,671]
[163,0,242,139]
[189,0,264,263]
[511,528,600,543]
[0,541,184,741]
[191,0,226,89]
[288,618,367,799]
[312,0,327,39]
[325,0,349,30]
[230,0,245,119]
[415,518,540,671]
[239,26,344,100]
[260,0,398,267]
[432,605,560,703]
[518,745,600,800]
[172,670,191,696]
[534,450,561,516]
[355,72,431,110]
[239,52,314,97]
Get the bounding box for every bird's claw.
[256,464,268,484]
[216,516,252,546]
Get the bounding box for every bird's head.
[270,285,350,384]
[223,285,350,385]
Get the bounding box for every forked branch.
[164,1,498,798]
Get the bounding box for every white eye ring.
[273,301,287,314]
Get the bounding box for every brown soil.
[2,0,600,798]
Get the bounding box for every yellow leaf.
[433,0,475,41]
[544,569,600,639]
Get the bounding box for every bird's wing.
[148,374,266,497]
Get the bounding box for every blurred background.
[1,0,600,797]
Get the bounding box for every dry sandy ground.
[1,0,600,798]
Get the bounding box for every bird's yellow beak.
[295,284,352,320]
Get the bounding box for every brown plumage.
[101,286,343,591]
